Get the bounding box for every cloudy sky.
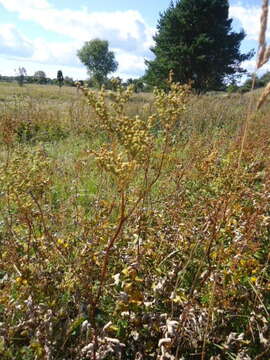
[0,0,268,80]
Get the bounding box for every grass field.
[0,82,270,359]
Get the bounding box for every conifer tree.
[145,0,253,91]
[57,70,64,88]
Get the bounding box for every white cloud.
[31,38,80,67]
[229,3,270,41]
[0,24,33,57]
[0,0,51,12]
[114,50,146,75]
[0,0,154,54]
[0,24,80,67]
[0,24,147,79]
[229,2,270,77]
[242,59,270,75]
[0,0,155,78]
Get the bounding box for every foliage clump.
[77,39,118,88]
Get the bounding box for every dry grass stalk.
[239,0,269,167]
[261,44,270,66]
[256,0,270,110]
[257,81,270,109]
[257,0,269,68]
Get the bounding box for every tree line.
[0,69,74,87]
[0,70,148,92]
[228,72,270,93]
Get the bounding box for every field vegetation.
[0,79,269,360]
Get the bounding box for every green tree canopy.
[145,0,253,92]
[34,70,47,84]
[77,39,118,87]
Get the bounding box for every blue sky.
[0,0,268,80]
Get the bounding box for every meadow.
[0,81,269,360]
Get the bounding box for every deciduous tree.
[34,70,47,84]
[77,39,118,88]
